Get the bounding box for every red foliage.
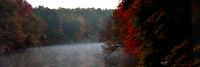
[99,22,113,43]
[113,0,144,56]
[11,0,33,17]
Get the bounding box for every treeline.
[32,6,112,44]
[0,0,46,54]
[0,0,112,54]
[99,0,199,66]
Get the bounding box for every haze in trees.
[0,0,112,54]
[0,0,199,67]
[32,6,113,44]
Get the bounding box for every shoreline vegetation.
[0,0,112,54]
[0,0,199,66]
[99,0,200,66]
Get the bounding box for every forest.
[0,0,112,54]
[32,6,112,44]
[0,0,199,67]
[99,0,200,66]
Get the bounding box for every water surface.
[0,43,114,67]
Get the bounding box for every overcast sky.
[26,0,120,9]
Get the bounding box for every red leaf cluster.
[11,0,33,17]
[113,0,144,56]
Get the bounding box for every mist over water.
[0,43,115,67]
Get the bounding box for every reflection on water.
[0,43,116,67]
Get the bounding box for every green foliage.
[32,6,113,44]
[32,6,60,43]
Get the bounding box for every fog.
[0,43,118,67]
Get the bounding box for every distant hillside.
[32,6,113,44]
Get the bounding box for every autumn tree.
[0,0,49,53]
[99,0,196,66]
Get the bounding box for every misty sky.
[26,0,120,9]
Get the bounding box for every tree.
[33,7,113,44]
[99,0,195,66]
[0,0,46,53]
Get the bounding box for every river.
[0,43,138,67]
[0,43,119,67]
